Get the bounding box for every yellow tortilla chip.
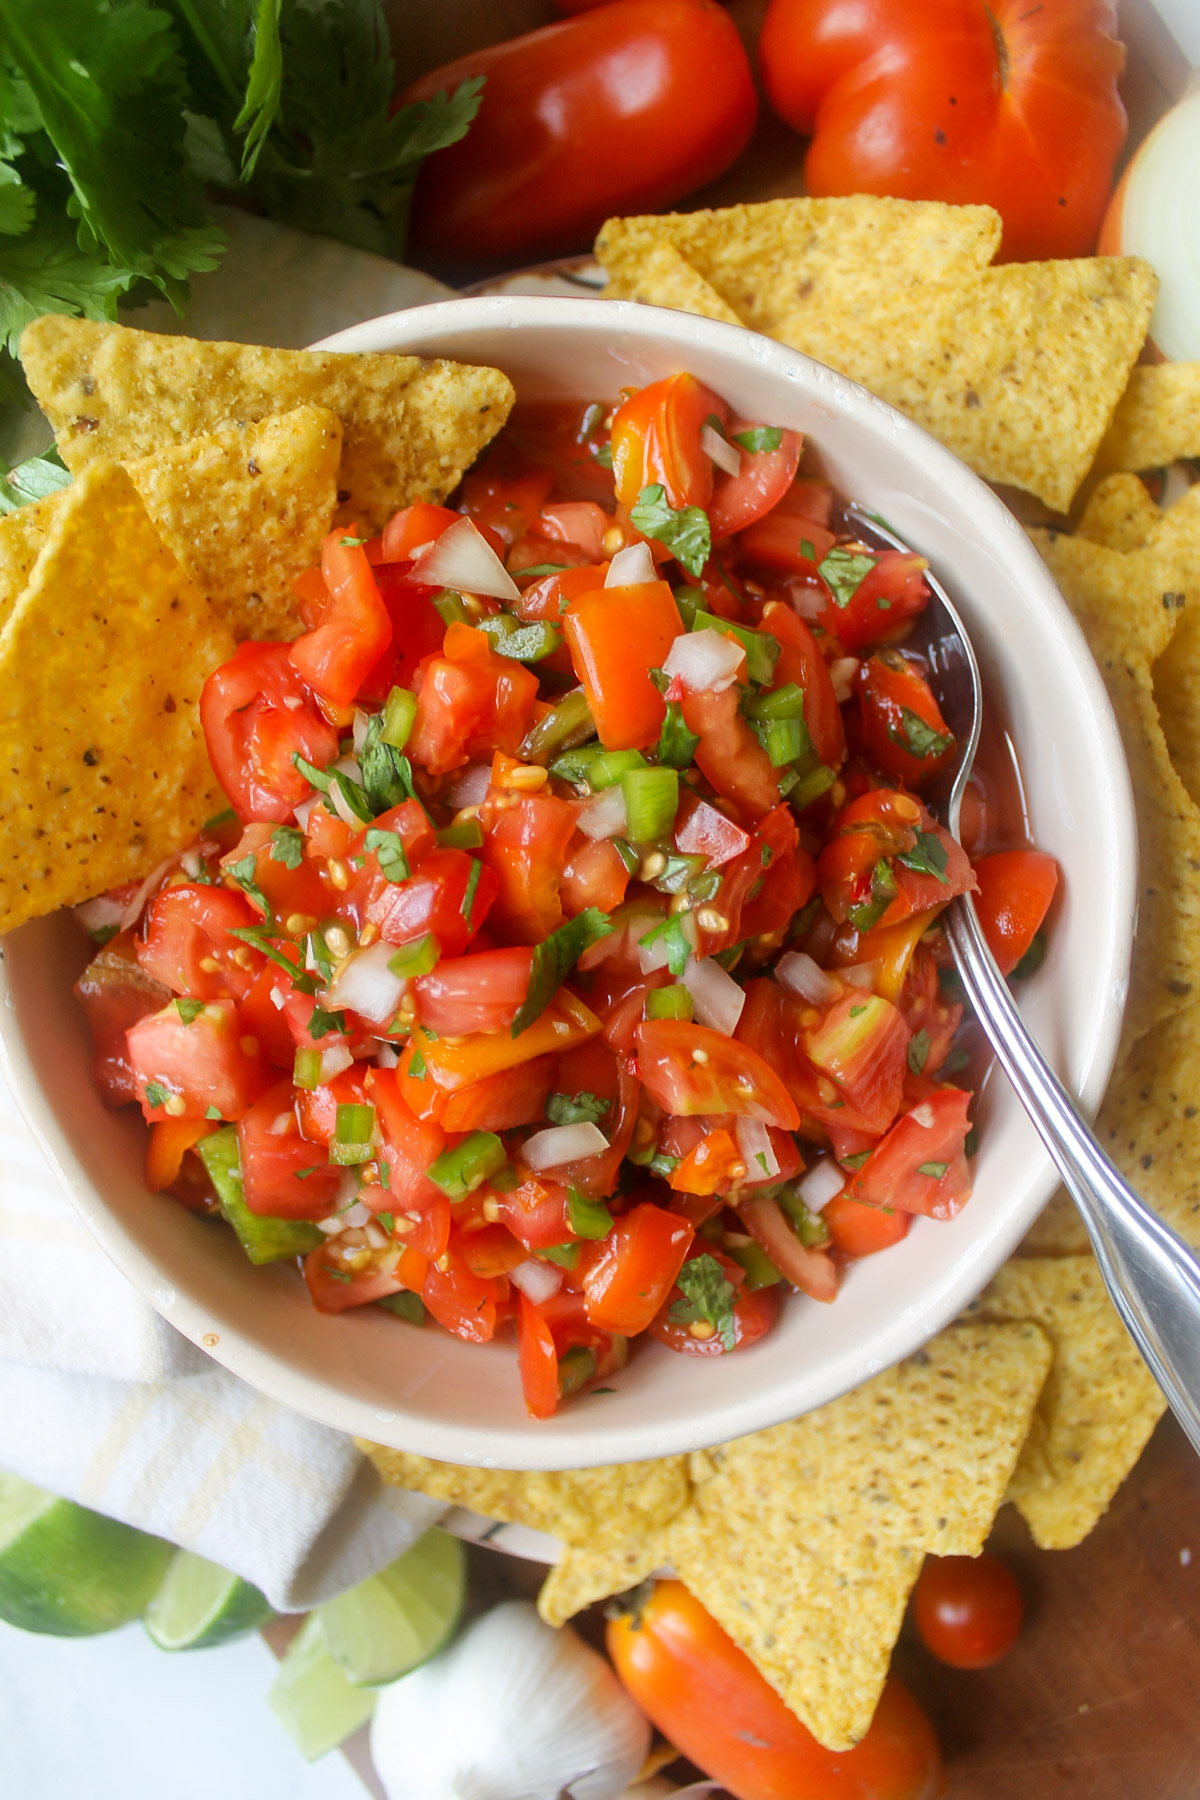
[657,1320,1051,1750]
[19,316,515,533]
[1147,490,1200,812]
[0,463,231,934]
[1095,1001,1200,1251]
[603,241,749,326]
[969,1257,1165,1550]
[1076,472,1162,552]
[0,490,66,636]
[1094,362,1200,475]
[1018,1191,1091,1258]
[538,1532,667,1629]
[358,1444,689,1551]
[1030,529,1199,1043]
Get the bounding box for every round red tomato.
[759,0,1127,262]
[912,1552,1024,1669]
[402,1,756,263]
[200,642,339,825]
[612,372,727,513]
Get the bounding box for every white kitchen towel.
[0,218,455,1612]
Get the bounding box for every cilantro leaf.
[898,830,949,884]
[204,1104,223,1120]
[227,925,317,993]
[656,700,700,770]
[890,707,952,761]
[408,1044,426,1080]
[511,907,613,1038]
[232,0,283,177]
[818,546,875,609]
[732,426,782,454]
[360,713,422,815]
[0,208,135,355]
[461,858,482,930]
[144,1080,170,1110]
[175,997,205,1025]
[308,1005,346,1040]
[638,913,691,979]
[365,826,409,884]
[669,1253,737,1352]
[0,445,70,514]
[228,852,272,919]
[269,824,304,869]
[629,482,711,580]
[545,1091,611,1127]
[907,1028,931,1076]
[918,1160,949,1179]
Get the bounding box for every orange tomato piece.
[563,580,684,750]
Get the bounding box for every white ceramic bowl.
[0,297,1136,1469]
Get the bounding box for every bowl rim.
[0,293,1138,1468]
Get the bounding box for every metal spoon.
[845,502,1200,1456]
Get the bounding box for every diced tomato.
[674,794,752,868]
[413,946,534,1036]
[737,1192,838,1302]
[357,563,447,704]
[563,580,683,750]
[494,1176,572,1251]
[399,993,600,1109]
[737,511,836,578]
[408,623,540,775]
[737,804,817,944]
[538,501,609,558]
[580,1202,695,1336]
[226,823,330,924]
[846,1088,973,1219]
[635,1020,800,1131]
[239,1080,341,1218]
[127,998,270,1123]
[75,943,172,1106]
[200,642,340,825]
[304,1242,403,1313]
[381,502,462,561]
[439,1056,554,1132]
[453,1221,528,1280]
[899,945,963,1078]
[680,685,780,820]
[478,789,578,943]
[517,1292,561,1418]
[973,850,1058,977]
[709,422,802,540]
[760,599,846,770]
[294,1066,369,1146]
[823,1194,912,1258]
[514,562,610,624]
[815,551,930,654]
[802,991,909,1137]
[668,1127,744,1195]
[289,533,392,708]
[238,959,301,1069]
[858,651,955,788]
[368,847,497,957]
[136,884,261,1002]
[611,373,726,513]
[458,465,555,550]
[367,1069,448,1212]
[817,789,974,932]
[561,835,630,916]
[651,1247,782,1355]
[422,1249,502,1343]
[145,1117,214,1194]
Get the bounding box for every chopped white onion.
[522,1123,609,1169]
[334,1168,361,1211]
[910,1102,936,1130]
[352,709,371,753]
[842,963,879,990]
[575,786,627,841]
[375,1042,401,1068]
[327,939,408,1025]
[118,857,174,930]
[605,541,656,588]
[736,1115,779,1181]
[701,421,741,477]
[446,763,492,808]
[269,985,286,1011]
[410,514,520,603]
[510,1258,565,1305]
[829,656,860,704]
[340,1199,372,1229]
[317,1215,343,1236]
[662,628,744,694]
[329,779,365,829]
[636,908,698,973]
[797,1157,847,1212]
[180,846,204,879]
[776,952,841,1005]
[682,954,745,1036]
[790,584,825,621]
[318,1042,355,1083]
[74,893,126,934]
[294,791,322,831]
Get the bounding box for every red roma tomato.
[561,836,630,916]
[304,1245,405,1314]
[858,653,955,789]
[357,564,446,704]
[668,1126,744,1195]
[823,1193,912,1258]
[289,534,392,708]
[680,684,780,820]
[758,0,1126,262]
[200,643,339,824]
[802,992,910,1136]
[846,1088,973,1219]
[76,943,173,1106]
[439,1057,555,1134]
[412,947,534,1037]
[912,1552,1024,1669]
[611,373,726,513]
[972,850,1058,976]
[402,1,756,263]
[495,1177,573,1251]
[479,792,578,944]
[563,580,684,750]
[381,503,461,561]
[709,422,802,539]
[675,794,752,867]
[580,1202,694,1335]
[367,1069,448,1213]
[816,553,930,655]
[240,1082,341,1219]
[635,1020,800,1131]
[368,847,497,958]
[517,1293,561,1419]
[136,885,260,1002]
[408,624,540,775]
[607,1579,944,1800]
[738,510,836,579]
[127,999,270,1123]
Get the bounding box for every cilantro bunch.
[0,0,481,360]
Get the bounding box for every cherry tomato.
[635,1019,801,1131]
[912,1552,1024,1669]
[972,850,1058,976]
[402,1,756,263]
[759,0,1127,263]
[611,373,727,513]
[200,642,339,825]
[580,1202,694,1335]
[563,579,684,750]
[803,991,910,1136]
[289,533,392,708]
[607,1578,944,1800]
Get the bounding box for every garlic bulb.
[370,1599,651,1800]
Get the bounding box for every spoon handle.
[946,895,1200,1456]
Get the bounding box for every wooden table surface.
[371,7,1198,1794]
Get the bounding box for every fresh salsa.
[73,371,1058,1418]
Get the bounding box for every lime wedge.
[144,1547,275,1650]
[268,1612,376,1760]
[317,1527,466,1687]
[0,1471,172,1636]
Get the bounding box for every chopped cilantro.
[840,1149,872,1171]
[898,830,950,884]
[461,858,482,929]
[511,908,613,1038]
[656,701,700,770]
[144,1081,170,1110]
[638,913,692,979]
[669,1254,737,1353]
[648,1152,680,1179]
[228,927,318,994]
[732,426,783,454]
[376,1211,394,1233]
[1011,931,1048,981]
[270,826,305,869]
[918,1160,949,1180]
[340,535,369,547]
[174,997,205,1025]
[308,1006,347,1040]
[592,443,613,469]
[514,562,570,579]
[545,1091,611,1127]
[942,1046,971,1074]
[907,1029,932,1076]
[409,1045,427,1080]
[292,753,332,792]
[818,546,875,609]
[849,1004,867,1019]
[205,1105,223,1121]
[629,482,711,579]
[891,708,953,761]
[202,807,238,832]
[228,853,272,920]
[567,1188,614,1239]
[365,826,410,884]
[800,537,816,561]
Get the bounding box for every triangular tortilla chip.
[1076,471,1162,551]
[0,463,232,933]
[1094,362,1200,475]
[19,316,515,533]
